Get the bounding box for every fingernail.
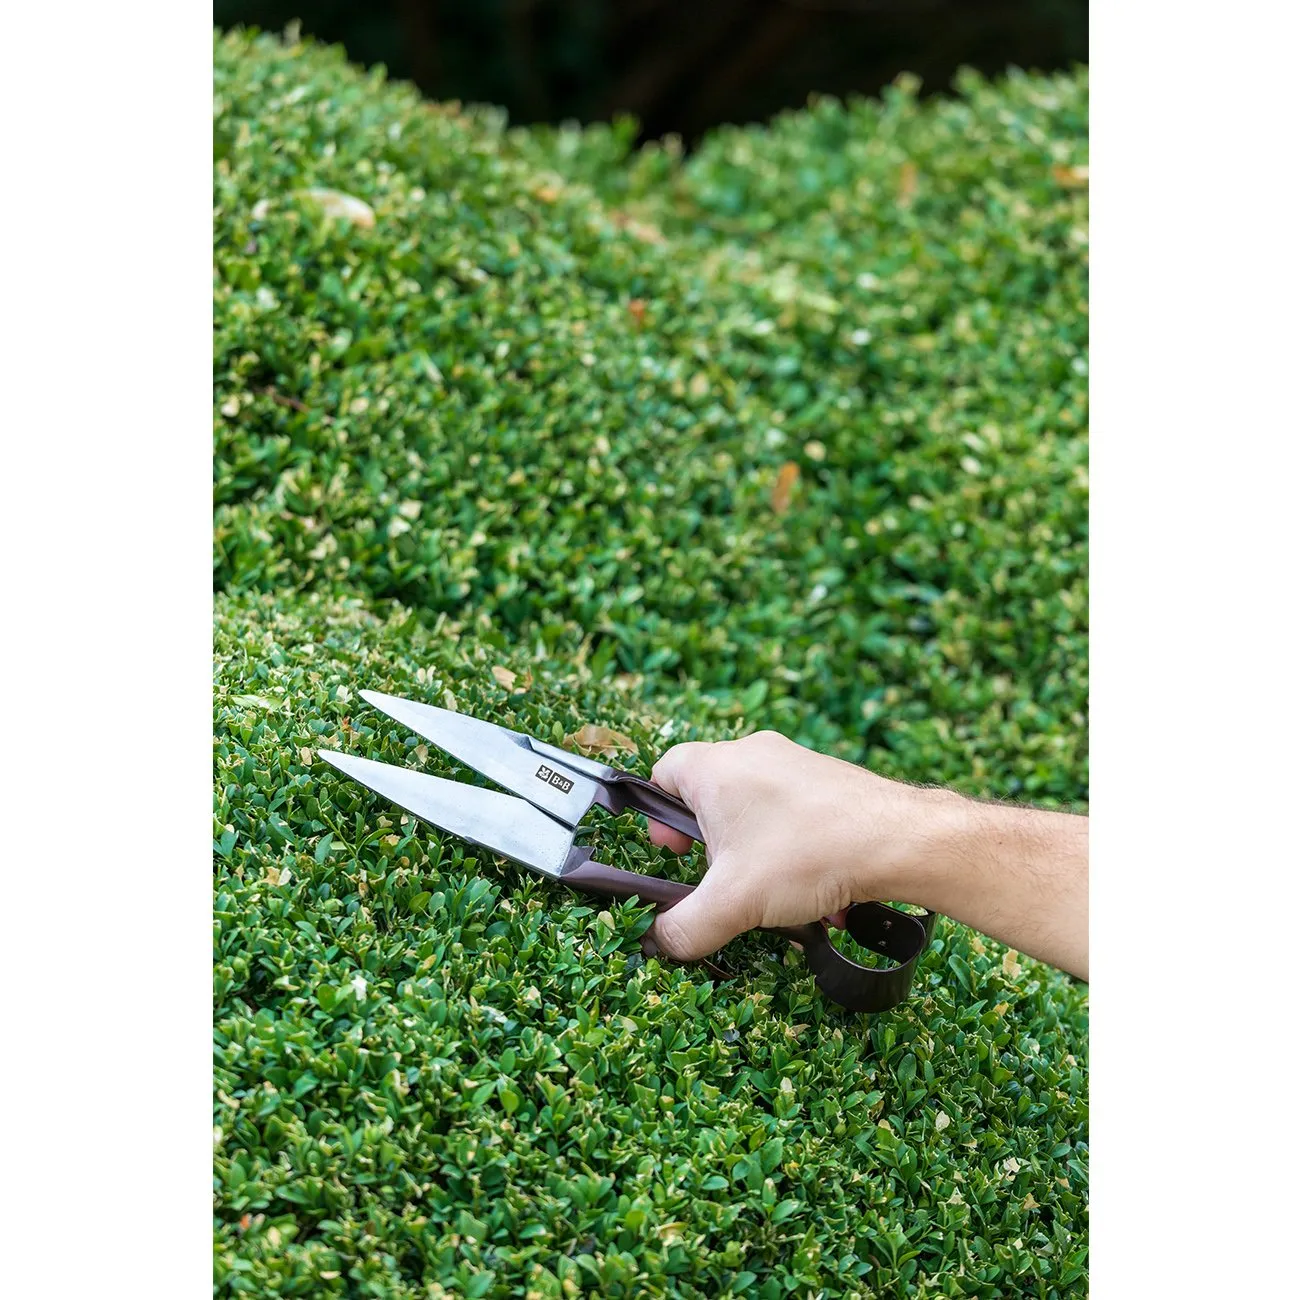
[640,936,659,959]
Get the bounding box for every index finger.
[648,741,712,855]
[650,741,712,805]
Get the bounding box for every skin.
[644,731,1088,981]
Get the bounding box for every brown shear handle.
[562,855,935,1014]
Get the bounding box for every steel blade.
[316,749,574,877]
[359,690,601,828]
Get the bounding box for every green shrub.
[214,31,1087,799]
[214,29,1088,1297]
[215,592,1088,1298]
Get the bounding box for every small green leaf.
[292,1072,319,1099]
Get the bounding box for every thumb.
[647,856,755,961]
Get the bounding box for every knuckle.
[654,740,702,777]
[683,741,725,785]
[650,743,688,788]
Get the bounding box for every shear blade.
[316,749,574,878]
[359,689,602,828]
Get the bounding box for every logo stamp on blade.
[535,764,574,795]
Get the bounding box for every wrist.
[849,777,980,909]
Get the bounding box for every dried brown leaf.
[628,298,647,327]
[567,724,637,756]
[1052,164,1089,189]
[771,461,800,515]
[898,161,918,206]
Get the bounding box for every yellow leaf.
[299,747,314,767]
[566,724,637,756]
[1002,950,1022,979]
[771,461,799,515]
[492,665,517,690]
[297,188,375,228]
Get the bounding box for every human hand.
[642,730,956,961]
[642,729,1089,980]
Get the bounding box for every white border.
[3,3,1298,1294]
[0,4,213,1294]
[1091,1,1300,1293]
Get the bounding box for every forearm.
[869,787,1089,980]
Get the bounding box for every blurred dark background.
[215,0,1086,143]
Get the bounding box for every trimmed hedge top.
[214,28,1088,1298]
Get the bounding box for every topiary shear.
[318,691,936,1013]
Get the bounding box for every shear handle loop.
[561,853,935,1013]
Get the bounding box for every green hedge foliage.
[214,28,1088,1297]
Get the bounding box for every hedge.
[214,29,1088,1297]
